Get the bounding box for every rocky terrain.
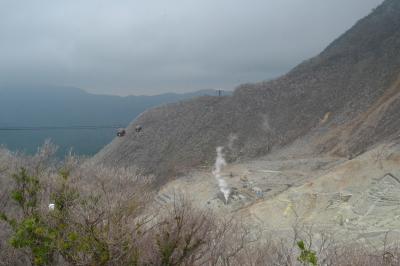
[91,0,400,246]
[94,0,400,181]
[152,142,400,245]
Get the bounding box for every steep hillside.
[94,0,400,178]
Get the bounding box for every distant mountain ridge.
[94,0,400,179]
[0,86,226,155]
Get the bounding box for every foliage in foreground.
[0,144,254,265]
[1,167,218,265]
[2,143,400,265]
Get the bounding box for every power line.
[0,125,125,131]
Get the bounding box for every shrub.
[0,151,150,265]
[1,168,56,265]
[297,240,318,266]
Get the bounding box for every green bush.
[297,240,318,266]
[1,168,56,265]
[0,164,216,266]
[1,168,115,265]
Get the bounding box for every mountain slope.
[94,0,400,178]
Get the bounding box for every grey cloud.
[0,0,383,95]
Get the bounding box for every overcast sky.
[0,0,383,96]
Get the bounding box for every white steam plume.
[212,146,230,204]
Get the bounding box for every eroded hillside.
[94,0,400,181]
[150,142,400,245]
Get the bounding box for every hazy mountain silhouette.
[0,85,226,155]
